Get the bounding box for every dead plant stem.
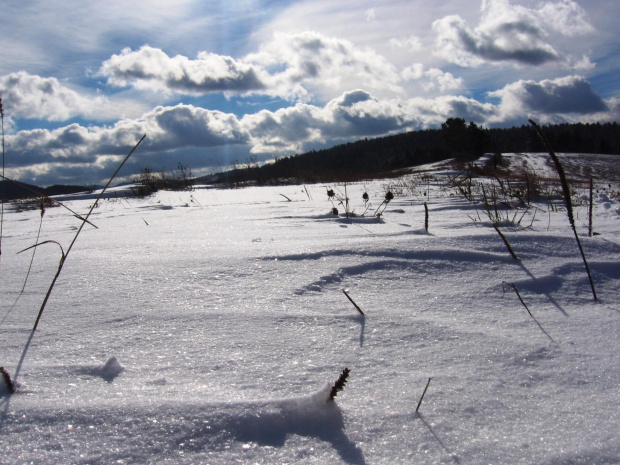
[529,120,597,301]
[13,134,146,382]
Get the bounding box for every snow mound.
[75,356,125,383]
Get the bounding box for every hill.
[0,181,97,201]
[206,121,620,186]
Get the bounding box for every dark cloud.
[335,90,374,107]
[5,104,250,184]
[491,75,609,117]
[433,0,593,67]
[519,78,607,114]
[458,25,559,65]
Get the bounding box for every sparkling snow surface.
[1,154,619,464]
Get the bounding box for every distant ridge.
[205,121,620,185]
[0,180,97,201]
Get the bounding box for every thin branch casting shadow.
[415,413,461,464]
[356,315,366,348]
[516,261,568,317]
[342,314,365,347]
[503,282,556,343]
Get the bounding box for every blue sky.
[1,0,619,186]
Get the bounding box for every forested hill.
[257,128,447,183]
[216,121,620,185]
[0,181,96,201]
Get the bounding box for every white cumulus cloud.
[98,31,405,102]
[99,46,268,95]
[0,71,146,122]
[402,65,463,92]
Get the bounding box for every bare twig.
[416,377,433,412]
[502,281,532,317]
[342,289,365,316]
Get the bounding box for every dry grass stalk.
[12,134,146,383]
[1,200,47,324]
[416,377,433,412]
[31,134,146,331]
[342,289,365,316]
[493,224,518,260]
[529,120,597,301]
[588,177,594,237]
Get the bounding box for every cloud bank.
[5,72,617,185]
[98,32,405,101]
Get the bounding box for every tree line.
[214,120,620,185]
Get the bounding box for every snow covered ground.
[1,153,619,464]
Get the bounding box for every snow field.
[1,154,619,464]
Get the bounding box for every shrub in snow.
[374,191,394,216]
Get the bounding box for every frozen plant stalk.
[329,368,351,401]
[529,120,597,301]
